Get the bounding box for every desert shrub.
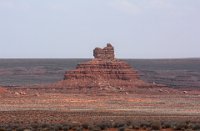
[70,123,80,130]
[118,126,125,131]
[126,120,132,126]
[90,126,101,131]
[0,128,6,131]
[52,124,62,131]
[62,125,70,131]
[132,125,139,130]
[161,122,171,129]
[173,122,190,130]
[62,123,72,131]
[82,123,89,129]
[74,127,82,131]
[13,124,19,128]
[31,123,39,129]
[140,124,147,129]
[98,124,106,130]
[16,127,24,131]
[192,124,200,130]
[131,122,140,129]
[23,129,32,131]
[114,122,126,128]
[151,122,161,130]
[140,121,151,129]
[88,124,94,130]
[174,123,184,130]
[182,122,189,129]
[97,122,112,130]
[49,126,59,131]
[41,123,49,128]
[55,124,64,130]
[6,129,13,131]
[186,120,191,125]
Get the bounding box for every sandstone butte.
[60,43,158,89]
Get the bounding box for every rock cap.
[93,43,115,60]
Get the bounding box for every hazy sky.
[0,0,200,58]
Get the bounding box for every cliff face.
[63,43,151,88]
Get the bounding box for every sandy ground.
[0,87,200,126]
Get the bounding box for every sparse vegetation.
[0,128,6,131]
[151,121,161,130]
[192,124,200,130]
[0,121,200,131]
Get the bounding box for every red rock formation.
[93,43,115,60]
[0,87,7,94]
[62,43,152,89]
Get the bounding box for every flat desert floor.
[0,87,200,130]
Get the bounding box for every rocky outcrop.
[62,43,152,89]
[93,43,115,60]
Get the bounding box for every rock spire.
[93,43,115,60]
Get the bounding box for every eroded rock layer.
[64,60,139,80]
[93,43,115,60]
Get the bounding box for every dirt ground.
[1,87,200,127]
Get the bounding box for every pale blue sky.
[0,0,200,58]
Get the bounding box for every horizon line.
[0,57,200,60]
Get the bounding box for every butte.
[59,43,158,90]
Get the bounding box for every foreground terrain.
[0,86,200,130]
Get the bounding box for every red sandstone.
[93,43,115,60]
[62,43,156,88]
[0,87,7,94]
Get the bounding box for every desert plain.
[0,45,200,130]
[0,85,200,130]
